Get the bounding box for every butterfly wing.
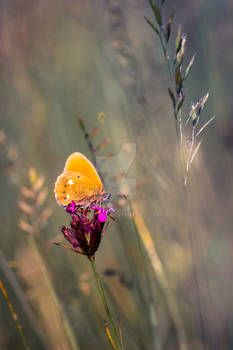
[64,152,103,191]
[55,171,104,206]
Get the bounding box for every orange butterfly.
[54,152,107,207]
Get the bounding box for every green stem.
[0,280,30,350]
[88,256,121,350]
[157,24,180,145]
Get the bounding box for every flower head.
[90,205,115,223]
[58,202,114,257]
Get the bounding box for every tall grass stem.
[89,256,121,350]
[0,280,30,350]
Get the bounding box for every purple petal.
[98,212,107,223]
[66,201,77,214]
[61,226,80,248]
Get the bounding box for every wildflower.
[90,205,115,223]
[57,202,114,257]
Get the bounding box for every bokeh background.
[0,0,233,349]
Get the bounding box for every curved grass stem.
[0,280,30,350]
[88,256,121,350]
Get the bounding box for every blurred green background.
[0,0,233,349]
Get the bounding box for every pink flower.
[58,202,114,257]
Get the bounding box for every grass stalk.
[131,201,188,350]
[0,280,30,350]
[27,235,80,350]
[88,256,121,350]
[146,1,209,346]
[131,206,161,350]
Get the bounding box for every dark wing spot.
[77,175,80,179]
[63,191,66,194]
[64,184,67,188]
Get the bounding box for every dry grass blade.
[18,168,52,236]
[0,249,48,348]
[144,16,159,35]
[18,201,33,215]
[196,116,215,138]
[21,187,35,199]
[131,202,188,350]
[189,140,202,165]
[117,317,125,350]
[17,237,80,350]
[184,53,196,80]
[18,220,34,234]
[105,322,118,350]
[0,280,30,350]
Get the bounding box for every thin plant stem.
[131,202,187,350]
[88,256,121,350]
[27,235,80,350]
[146,1,207,346]
[117,318,125,350]
[158,24,172,78]
[105,322,118,350]
[184,182,207,348]
[160,34,180,146]
[0,249,48,348]
[78,119,97,167]
[130,205,161,350]
[0,280,30,350]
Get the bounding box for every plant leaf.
[149,0,162,25]
[190,109,198,126]
[190,140,202,165]
[144,16,159,35]
[176,34,186,65]
[198,92,209,115]
[175,26,182,53]
[78,118,85,131]
[168,87,176,108]
[188,94,209,126]
[165,11,174,43]
[90,126,99,139]
[196,116,215,137]
[184,53,196,80]
[175,66,183,94]
[177,94,185,112]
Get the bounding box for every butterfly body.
[55,152,106,207]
